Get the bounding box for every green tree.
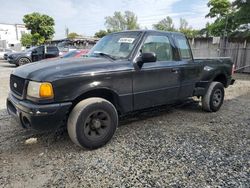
[232,0,250,37]
[20,33,32,47]
[206,0,231,18]
[204,0,235,36]
[94,29,112,38]
[23,12,55,45]
[204,0,250,37]
[178,18,199,38]
[179,18,189,31]
[67,32,80,39]
[200,22,213,37]
[233,0,250,25]
[31,33,45,45]
[105,11,139,31]
[153,16,176,31]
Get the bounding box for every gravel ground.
[0,60,249,187]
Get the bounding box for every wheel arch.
[212,73,228,87]
[70,88,122,115]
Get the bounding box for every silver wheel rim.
[19,58,29,65]
[212,89,222,107]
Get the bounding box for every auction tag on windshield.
[118,38,135,43]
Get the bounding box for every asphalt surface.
[0,60,249,187]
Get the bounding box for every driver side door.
[32,46,45,62]
[133,33,181,110]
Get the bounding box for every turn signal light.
[39,83,54,98]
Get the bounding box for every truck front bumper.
[6,94,72,131]
[8,57,18,64]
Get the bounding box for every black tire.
[67,97,118,149]
[202,82,224,112]
[18,57,31,66]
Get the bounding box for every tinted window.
[34,46,44,53]
[175,36,192,59]
[141,35,173,61]
[47,46,58,52]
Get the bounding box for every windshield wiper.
[93,51,116,60]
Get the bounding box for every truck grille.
[10,75,25,96]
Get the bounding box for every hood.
[9,52,30,57]
[12,57,118,82]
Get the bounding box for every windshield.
[88,31,142,59]
[24,47,37,52]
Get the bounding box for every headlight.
[27,81,54,99]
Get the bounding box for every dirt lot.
[0,60,249,187]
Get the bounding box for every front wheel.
[202,82,224,112]
[18,57,31,66]
[67,97,118,149]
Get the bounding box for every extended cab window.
[175,36,192,60]
[141,35,173,61]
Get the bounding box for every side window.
[35,46,44,53]
[175,36,192,60]
[141,35,173,61]
[47,46,58,52]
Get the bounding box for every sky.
[0,0,213,39]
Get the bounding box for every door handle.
[171,68,179,73]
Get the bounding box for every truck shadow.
[119,98,201,126]
[2,92,247,153]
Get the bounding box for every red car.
[61,49,89,58]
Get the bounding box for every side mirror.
[136,52,157,68]
[141,52,157,63]
[32,49,38,54]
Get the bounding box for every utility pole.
[65,27,69,38]
[222,14,229,57]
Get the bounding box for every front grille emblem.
[14,83,17,88]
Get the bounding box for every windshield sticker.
[118,38,135,43]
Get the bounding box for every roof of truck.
[111,29,186,36]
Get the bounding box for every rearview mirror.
[136,52,157,68]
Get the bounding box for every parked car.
[7,30,235,149]
[58,46,78,56]
[0,48,16,60]
[7,46,59,66]
[61,49,89,58]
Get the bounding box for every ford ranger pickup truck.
[7,30,235,149]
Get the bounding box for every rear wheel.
[202,82,224,112]
[67,97,118,149]
[18,57,31,66]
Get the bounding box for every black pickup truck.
[8,45,59,66]
[7,30,235,149]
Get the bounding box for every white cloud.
[0,0,213,38]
